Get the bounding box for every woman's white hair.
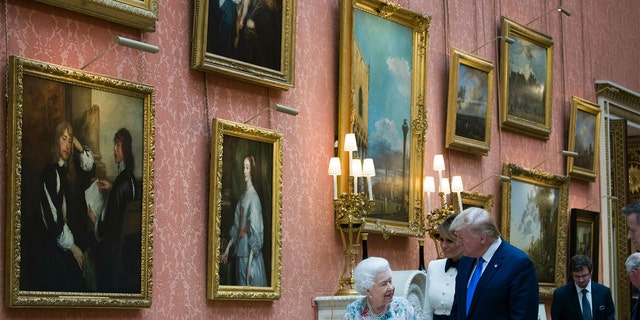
[353,257,391,295]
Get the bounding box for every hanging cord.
[267,87,273,128]
[204,73,211,138]
[140,30,146,84]
[495,0,504,165]
[4,0,10,102]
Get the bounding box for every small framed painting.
[445,48,494,156]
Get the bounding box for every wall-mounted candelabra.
[422,154,462,259]
[328,133,375,295]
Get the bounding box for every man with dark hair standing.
[89,128,138,293]
[551,254,614,320]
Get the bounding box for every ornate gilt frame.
[499,16,553,140]
[567,96,601,181]
[569,208,599,281]
[191,0,297,89]
[445,48,494,156]
[208,119,283,300]
[6,55,155,307]
[34,0,159,31]
[457,191,494,213]
[337,0,430,238]
[501,163,568,298]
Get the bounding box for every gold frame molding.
[207,118,283,300]
[457,191,494,213]
[191,0,297,89]
[445,48,494,156]
[499,16,553,140]
[567,96,601,181]
[569,208,599,281]
[501,163,568,298]
[337,0,430,238]
[6,55,155,307]
[35,0,159,31]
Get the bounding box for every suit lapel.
[567,284,582,316]
[467,241,506,316]
[457,256,475,317]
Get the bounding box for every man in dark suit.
[449,207,539,320]
[627,252,640,320]
[551,255,614,320]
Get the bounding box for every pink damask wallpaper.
[1,0,640,318]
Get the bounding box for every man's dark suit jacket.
[550,281,615,320]
[450,238,539,320]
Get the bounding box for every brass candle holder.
[334,187,375,295]
[329,133,376,295]
[424,192,455,259]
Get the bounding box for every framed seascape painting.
[6,56,155,307]
[445,48,494,156]
[499,16,553,140]
[191,0,296,89]
[501,163,569,298]
[337,0,430,238]
[567,96,601,181]
[569,208,599,282]
[208,118,283,300]
[34,0,159,31]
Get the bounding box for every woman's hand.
[247,252,253,283]
[221,251,229,264]
[70,244,84,270]
[221,239,234,264]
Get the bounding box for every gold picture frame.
[456,191,494,213]
[501,163,568,298]
[34,0,159,31]
[6,56,155,307]
[569,208,599,282]
[208,118,283,300]
[445,48,494,156]
[191,0,296,89]
[567,96,601,181]
[499,16,553,140]
[337,0,430,238]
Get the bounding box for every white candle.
[433,155,445,192]
[362,158,376,201]
[440,178,450,195]
[451,175,464,211]
[423,176,435,214]
[351,159,362,194]
[344,133,358,177]
[328,157,341,200]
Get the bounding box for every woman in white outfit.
[424,213,461,320]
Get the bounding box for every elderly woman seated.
[344,257,416,320]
